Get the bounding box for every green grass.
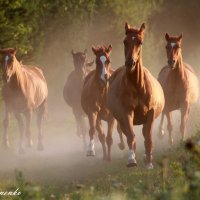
[1,131,200,200]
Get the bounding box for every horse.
[158,33,199,145]
[107,23,165,169]
[81,45,125,161]
[63,49,94,148]
[0,48,48,153]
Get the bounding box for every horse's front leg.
[87,112,97,156]
[2,109,10,149]
[119,111,137,167]
[15,113,25,154]
[96,119,107,160]
[180,102,190,141]
[25,110,33,147]
[142,109,154,169]
[106,116,115,161]
[117,122,125,150]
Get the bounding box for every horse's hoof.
[126,162,137,168]
[37,143,44,151]
[86,150,95,156]
[118,142,125,150]
[145,162,154,170]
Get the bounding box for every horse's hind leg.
[106,116,115,161]
[166,112,173,146]
[36,100,46,151]
[15,113,25,154]
[117,122,125,150]
[158,112,165,139]
[96,119,107,160]
[87,112,97,156]
[80,116,87,150]
[25,110,33,147]
[2,109,10,149]
[180,103,190,141]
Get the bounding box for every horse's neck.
[127,57,144,90]
[175,54,185,81]
[10,58,24,89]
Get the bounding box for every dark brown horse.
[107,23,165,169]
[81,45,125,161]
[63,49,93,147]
[158,33,199,145]
[1,48,48,153]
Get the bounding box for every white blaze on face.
[100,55,107,82]
[132,36,135,40]
[5,55,9,67]
[171,43,176,48]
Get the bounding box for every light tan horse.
[158,33,199,145]
[81,45,125,161]
[63,49,93,148]
[0,48,48,153]
[107,23,165,169]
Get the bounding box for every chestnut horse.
[158,33,199,145]
[63,49,93,148]
[107,23,165,169]
[81,45,125,161]
[1,48,48,153]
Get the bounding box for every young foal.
[81,45,124,161]
[158,34,199,145]
[107,23,165,169]
[63,49,93,148]
[1,48,48,153]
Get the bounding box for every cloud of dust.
[1,1,200,184]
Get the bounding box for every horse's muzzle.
[168,60,176,69]
[125,59,136,70]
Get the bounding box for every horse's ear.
[92,46,97,55]
[178,34,183,42]
[165,33,170,42]
[84,49,87,54]
[140,23,146,32]
[71,50,75,56]
[106,44,112,55]
[125,22,131,34]
[12,48,16,55]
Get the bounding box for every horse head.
[165,33,183,69]
[71,49,91,73]
[124,22,145,72]
[92,44,112,87]
[0,48,17,83]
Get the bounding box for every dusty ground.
[0,96,198,185]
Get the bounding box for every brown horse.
[63,49,93,148]
[81,45,125,161]
[0,48,48,153]
[158,33,199,145]
[107,23,165,169]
